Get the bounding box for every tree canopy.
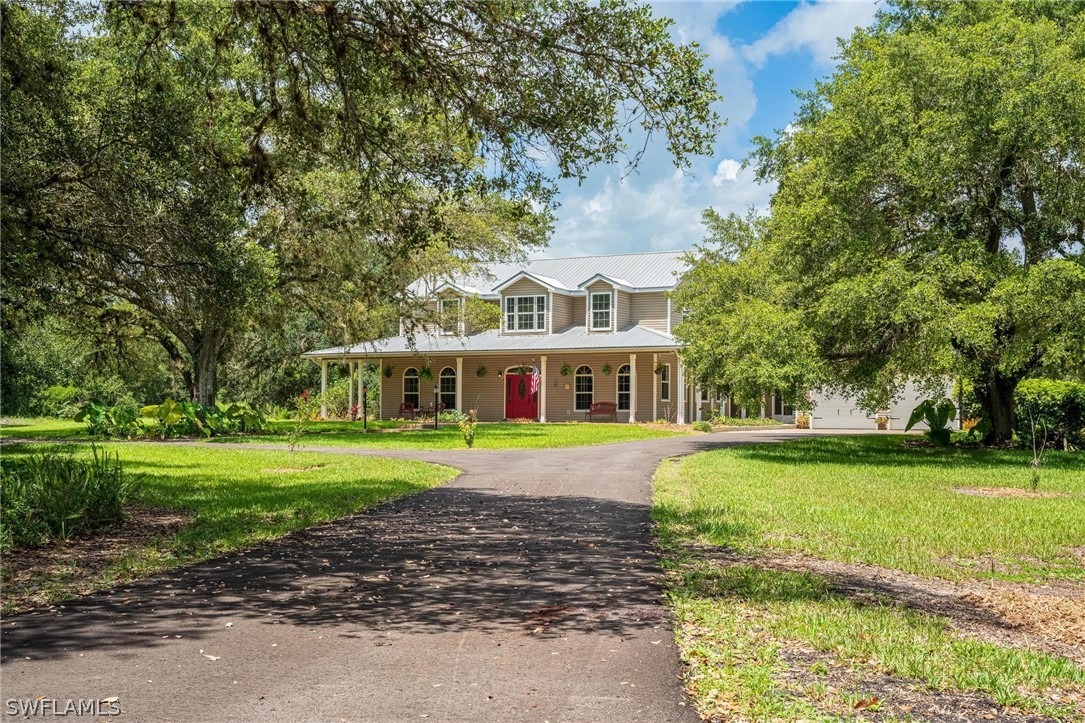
[3,0,722,405]
[675,0,1085,441]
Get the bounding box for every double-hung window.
[590,292,612,331]
[438,298,462,335]
[504,295,546,332]
[660,364,671,402]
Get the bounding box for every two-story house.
[304,250,702,423]
[304,249,944,428]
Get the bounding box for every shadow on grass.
[3,488,667,663]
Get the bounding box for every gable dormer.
[577,274,634,333]
[493,271,574,335]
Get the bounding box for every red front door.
[505,374,538,420]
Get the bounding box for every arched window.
[439,367,456,410]
[574,365,593,411]
[617,364,631,411]
[403,367,420,409]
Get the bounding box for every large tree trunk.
[973,365,1019,444]
[187,330,225,407]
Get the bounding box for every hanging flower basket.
[559,363,573,376]
[476,365,488,377]
[383,365,393,378]
[601,363,612,376]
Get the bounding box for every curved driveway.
[2,429,820,722]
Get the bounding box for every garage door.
[809,391,877,429]
[809,382,950,430]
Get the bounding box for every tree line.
[675,0,1085,444]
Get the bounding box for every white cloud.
[712,158,742,185]
[543,162,775,259]
[541,1,876,259]
[743,1,879,69]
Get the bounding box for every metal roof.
[415,250,690,297]
[304,325,679,359]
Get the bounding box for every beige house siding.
[550,293,575,332]
[571,296,586,329]
[630,293,669,332]
[616,290,632,329]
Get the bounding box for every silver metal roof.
[416,250,690,297]
[304,325,679,359]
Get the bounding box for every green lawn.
[0,417,87,440]
[1,441,455,611]
[225,420,688,450]
[1,417,688,449]
[653,436,1085,720]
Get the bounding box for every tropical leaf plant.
[905,398,956,447]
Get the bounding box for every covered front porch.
[311,349,700,424]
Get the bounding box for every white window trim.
[439,367,457,409]
[437,297,463,336]
[504,294,547,333]
[403,367,420,408]
[589,291,613,332]
[616,364,631,411]
[574,365,594,411]
[660,363,671,402]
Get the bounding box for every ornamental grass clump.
[0,445,138,550]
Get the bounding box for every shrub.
[458,410,478,448]
[0,446,138,549]
[708,416,782,427]
[1015,379,1085,450]
[35,385,83,418]
[692,420,713,432]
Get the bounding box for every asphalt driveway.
[1,429,816,722]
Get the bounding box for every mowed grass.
[2,418,688,449]
[229,420,688,450]
[661,435,1085,582]
[0,417,87,440]
[1,442,455,610]
[653,436,1085,720]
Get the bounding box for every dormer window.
[438,297,462,335]
[505,295,546,332]
[590,292,612,331]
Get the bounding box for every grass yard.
[0,417,87,440]
[1,417,688,449]
[227,420,689,450]
[653,435,1085,721]
[1,442,455,612]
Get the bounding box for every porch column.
[695,383,703,422]
[539,356,547,422]
[357,360,364,418]
[456,357,463,411]
[320,360,328,419]
[628,353,637,423]
[652,353,658,422]
[348,360,354,419]
[676,360,686,425]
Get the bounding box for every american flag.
[529,365,540,396]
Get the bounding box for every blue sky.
[541,1,880,258]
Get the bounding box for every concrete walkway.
[1,429,819,722]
